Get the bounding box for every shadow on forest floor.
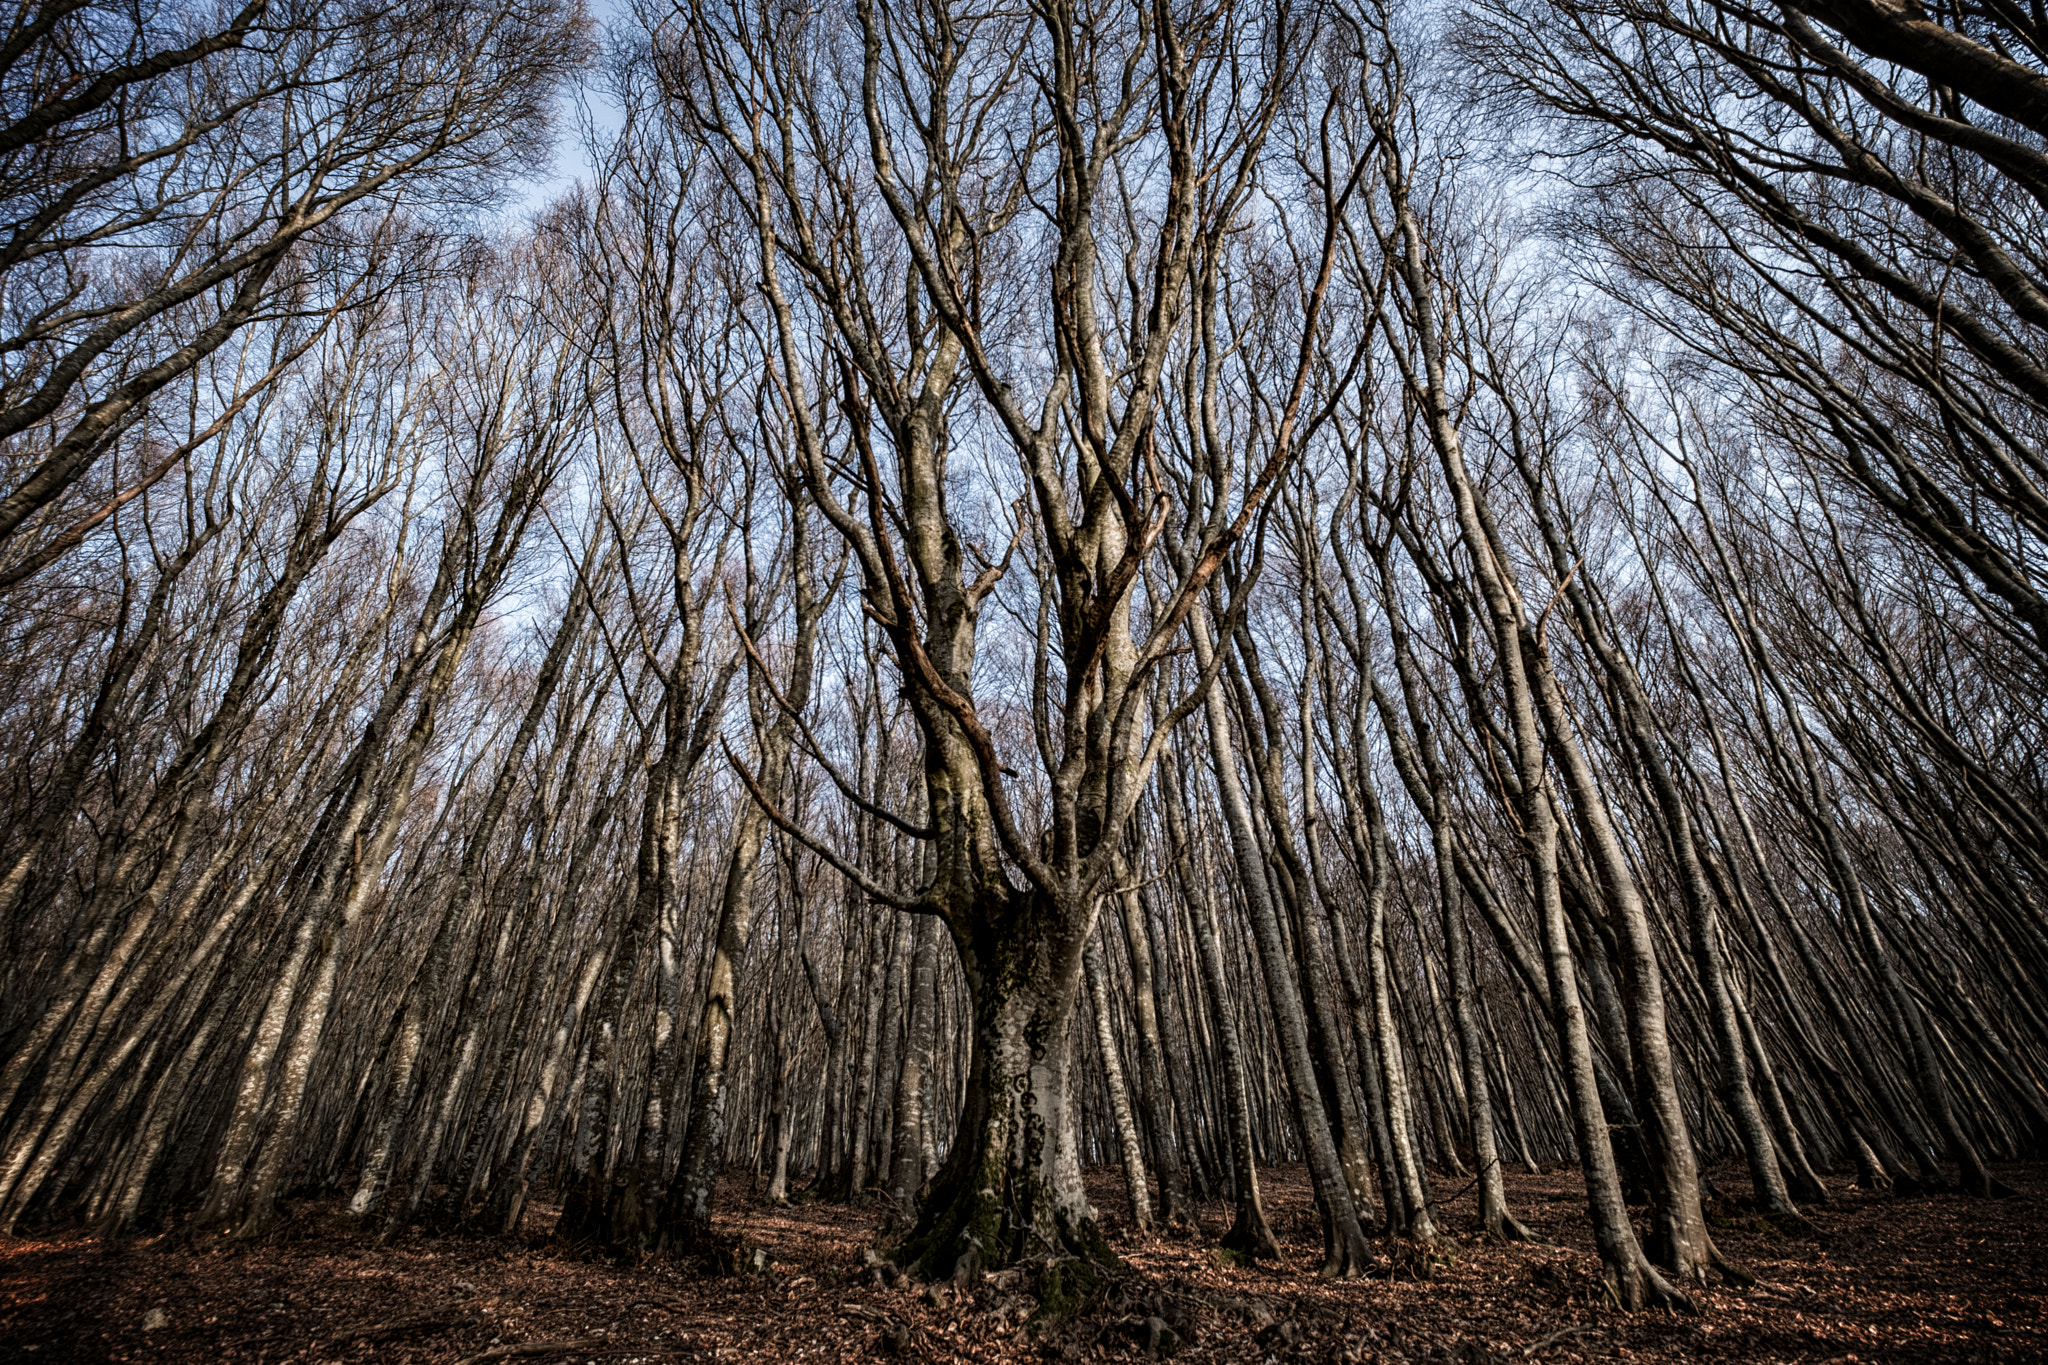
[2,1161,2041,1363]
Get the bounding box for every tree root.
[1710,1247,1758,1289]
[1761,1208,1824,1239]
[1600,1252,1695,1312]
[1218,1206,1280,1262]
[1958,1170,2020,1199]
[1480,1210,1549,1245]
[1378,1230,1457,1281]
[1317,1219,1376,1279]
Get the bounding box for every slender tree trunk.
[1190,610,1370,1276]
[888,915,943,1218]
[1114,869,1195,1228]
[1162,744,1278,1260]
[1379,178,1686,1309]
[1085,935,1153,1235]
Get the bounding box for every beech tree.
[668,0,1401,1277]
[0,0,592,564]
[2,0,2043,1325]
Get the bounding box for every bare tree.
[0,0,590,554]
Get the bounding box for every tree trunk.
[1085,935,1153,1235]
[1114,874,1196,1229]
[887,915,942,1218]
[1190,610,1371,1277]
[894,892,1103,1279]
[1162,744,1278,1260]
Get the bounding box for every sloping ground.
[2,1162,2040,1364]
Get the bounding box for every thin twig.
[453,1338,610,1365]
[1523,1324,1596,1356]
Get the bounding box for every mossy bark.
[893,889,1113,1280]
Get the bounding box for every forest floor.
[2,1161,2042,1364]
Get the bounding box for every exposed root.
[1959,1169,2020,1199]
[1710,1246,1758,1288]
[1316,1216,1375,1279]
[1378,1229,1457,1281]
[1762,1208,1824,1239]
[1600,1253,1696,1312]
[1218,1206,1280,1262]
[1787,1171,1832,1205]
[230,1199,288,1243]
[1637,1258,1697,1312]
[1481,1210,1548,1245]
[1027,1256,1106,1327]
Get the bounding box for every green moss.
[1064,1211,1121,1269]
[1028,1257,1102,1327]
[892,1152,1009,1279]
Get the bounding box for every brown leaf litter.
[2,1161,2040,1363]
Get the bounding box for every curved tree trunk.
[1190,610,1371,1277]
[1380,169,1688,1309]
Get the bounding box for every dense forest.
[2,0,2044,1349]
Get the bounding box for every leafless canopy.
[0,0,2042,1319]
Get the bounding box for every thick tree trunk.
[895,891,1104,1279]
